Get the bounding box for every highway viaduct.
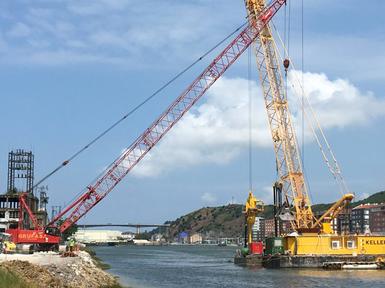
[78,223,170,235]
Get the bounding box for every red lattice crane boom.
[7,0,286,246]
[50,0,286,233]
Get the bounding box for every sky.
[0,0,384,225]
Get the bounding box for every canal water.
[93,245,385,288]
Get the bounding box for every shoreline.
[84,247,127,287]
[0,249,124,288]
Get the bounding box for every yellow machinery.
[285,235,385,256]
[311,193,354,234]
[244,191,264,245]
[244,0,385,255]
[245,0,316,231]
[0,232,16,253]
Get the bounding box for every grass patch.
[0,267,35,288]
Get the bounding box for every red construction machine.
[6,0,286,250]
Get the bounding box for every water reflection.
[93,245,385,288]
[293,268,385,280]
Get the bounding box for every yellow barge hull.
[285,234,385,256]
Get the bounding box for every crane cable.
[248,44,253,193]
[301,0,305,174]
[274,25,348,195]
[270,21,350,196]
[281,0,315,206]
[32,21,249,193]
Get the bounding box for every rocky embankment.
[0,251,120,288]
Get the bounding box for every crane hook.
[283,58,290,77]
[283,58,290,71]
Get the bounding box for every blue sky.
[0,0,384,225]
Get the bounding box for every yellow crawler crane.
[245,0,315,232]
[244,0,385,257]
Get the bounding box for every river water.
[93,245,385,288]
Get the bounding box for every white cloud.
[19,50,121,66]
[132,77,271,177]
[89,31,130,50]
[7,22,31,38]
[289,71,385,129]
[201,192,217,205]
[131,73,385,178]
[28,8,53,18]
[67,0,132,15]
[0,1,242,66]
[258,186,274,205]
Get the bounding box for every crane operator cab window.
[331,240,341,249]
[347,240,356,249]
[45,227,60,236]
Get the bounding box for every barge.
[234,235,385,269]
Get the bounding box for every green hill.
[354,191,385,206]
[160,190,385,240]
[310,190,385,215]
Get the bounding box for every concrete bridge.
[78,223,170,234]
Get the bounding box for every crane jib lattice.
[48,0,287,233]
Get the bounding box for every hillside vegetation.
[163,190,385,240]
[166,204,244,239]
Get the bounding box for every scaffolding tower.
[7,149,34,194]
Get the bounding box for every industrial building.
[263,218,291,238]
[0,149,48,232]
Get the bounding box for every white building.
[252,217,265,241]
[74,229,123,244]
[189,233,202,244]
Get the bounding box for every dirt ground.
[0,251,120,288]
